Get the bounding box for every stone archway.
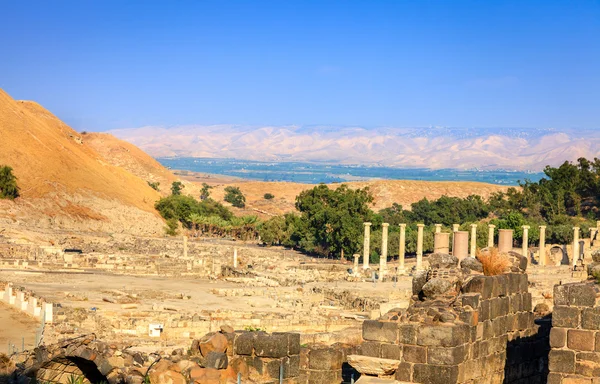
[35,356,108,384]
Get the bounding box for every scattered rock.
[421,278,454,299]
[412,270,429,296]
[202,351,228,370]
[428,253,459,269]
[460,257,483,273]
[220,325,234,334]
[347,354,401,376]
[199,333,228,357]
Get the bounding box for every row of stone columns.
[361,222,598,273]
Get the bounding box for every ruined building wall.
[350,252,549,384]
[548,281,600,383]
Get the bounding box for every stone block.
[427,345,468,365]
[554,285,569,306]
[394,362,413,382]
[518,273,528,292]
[413,363,460,384]
[461,293,480,310]
[550,328,567,348]
[305,370,341,384]
[522,292,533,311]
[362,320,398,343]
[287,333,301,355]
[307,347,343,370]
[509,294,522,314]
[202,351,228,369]
[380,344,401,360]
[416,324,470,347]
[569,284,597,307]
[549,350,576,374]
[398,324,417,344]
[582,308,600,330]
[568,330,596,351]
[507,273,521,295]
[255,333,289,358]
[554,306,581,328]
[234,332,256,356]
[358,342,381,358]
[402,345,426,363]
[493,275,508,297]
[480,299,490,321]
[576,360,600,377]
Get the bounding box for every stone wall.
[349,252,549,384]
[548,281,600,383]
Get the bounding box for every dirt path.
[0,302,39,355]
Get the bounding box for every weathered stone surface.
[254,333,289,358]
[363,320,398,343]
[347,354,401,376]
[199,333,228,357]
[402,345,426,363]
[428,253,459,269]
[550,328,567,349]
[307,347,343,370]
[549,350,576,373]
[413,363,460,384]
[413,270,429,296]
[460,257,483,273]
[553,306,581,328]
[416,324,470,347]
[202,351,228,369]
[234,332,256,356]
[421,278,454,299]
[582,307,600,330]
[567,330,596,351]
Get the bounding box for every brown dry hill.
[205,179,512,218]
[84,132,179,196]
[0,89,164,235]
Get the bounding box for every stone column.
[498,229,513,253]
[453,231,469,260]
[363,222,372,269]
[451,224,460,252]
[44,302,53,324]
[183,236,188,258]
[416,224,425,270]
[434,224,442,234]
[488,224,495,248]
[434,232,450,254]
[539,226,546,266]
[380,223,389,276]
[470,224,477,258]
[353,254,359,275]
[398,224,406,274]
[522,226,530,258]
[233,247,238,268]
[573,227,580,268]
[591,227,598,246]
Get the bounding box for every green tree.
[294,184,374,257]
[171,181,184,196]
[0,166,19,200]
[224,186,246,208]
[259,216,289,245]
[200,183,212,200]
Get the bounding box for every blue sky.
[1,1,598,131]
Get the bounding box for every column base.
[396,268,406,275]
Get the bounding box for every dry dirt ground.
[0,301,39,354]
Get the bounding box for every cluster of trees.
[0,166,19,200]
[258,158,600,260]
[155,158,600,261]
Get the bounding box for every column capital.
[539,225,546,229]
[382,223,389,227]
[488,224,495,228]
[471,223,478,228]
[364,222,372,227]
[399,223,406,228]
[434,224,442,227]
[417,223,425,228]
[574,226,580,230]
[522,225,530,230]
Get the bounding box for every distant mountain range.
[108,125,600,171]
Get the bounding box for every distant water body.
[158,158,544,186]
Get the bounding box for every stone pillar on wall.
[470,224,477,258]
[434,224,442,233]
[453,231,469,260]
[488,224,495,248]
[539,226,546,267]
[434,232,450,254]
[398,224,406,275]
[380,223,389,276]
[353,254,359,276]
[183,236,188,258]
[451,223,460,252]
[363,223,371,269]
[573,227,580,268]
[416,224,424,270]
[522,225,530,258]
[233,247,238,268]
[498,229,513,253]
[590,227,598,246]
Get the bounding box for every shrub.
[264,193,275,200]
[165,218,179,236]
[224,186,246,208]
[0,165,19,200]
[171,181,184,196]
[476,247,511,276]
[147,181,160,191]
[200,183,212,200]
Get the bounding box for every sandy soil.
[0,302,40,354]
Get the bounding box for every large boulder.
[421,278,454,299]
[412,270,429,296]
[460,257,483,273]
[199,333,228,357]
[202,352,228,370]
[428,253,459,269]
